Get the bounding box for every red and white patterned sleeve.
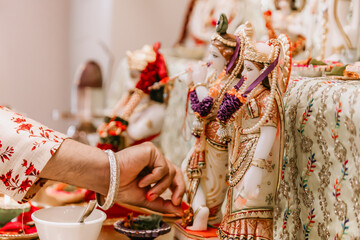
[0,106,67,202]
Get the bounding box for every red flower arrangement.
[135,42,168,94]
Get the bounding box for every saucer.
[0,232,38,240]
[114,219,171,240]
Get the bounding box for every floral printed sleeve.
[0,106,67,202]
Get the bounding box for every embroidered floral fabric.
[0,107,67,202]
[274,78,360,239]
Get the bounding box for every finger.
[145,174,172,201]
[138,144,169,187]
[146,165,176,199]
[170,167,185,206]
[138,164,169,188]
[144,197,184,217]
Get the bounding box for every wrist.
[40,139,110,196]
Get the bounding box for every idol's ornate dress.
[182,99,230,222]
[218,85,282,240]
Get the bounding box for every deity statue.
[263,0,306,57]
[175,0,265,59]
[327,0,360,62]
[97,43,168,151]
[180,14,245,231]
[216,22,291,240]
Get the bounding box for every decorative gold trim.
[227,208,273,223]
[228,136,259,187]
[230,136,257,173]
[238,133,260,139]
[205,137,228,151]
[247,98,259,118]
[251,158,267,169]
[193,82,208,89]
[217,227,272,240]
[274,89,285,202]
[211,33,237,47]
[193,205,207,218]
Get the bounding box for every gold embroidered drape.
[274,77,360,239]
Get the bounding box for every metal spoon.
[78,200,97,223]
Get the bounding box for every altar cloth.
[274,77,360,239]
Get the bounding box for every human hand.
[191,61,208,85]
[241,166,265,200]
[115,142,185,216]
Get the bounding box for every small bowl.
[32,206,106,240]
[114,219,171,240]
[0,203,30,226]
[45,184,86,204]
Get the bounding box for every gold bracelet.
[251,158,266,169]
[193,82,208,89]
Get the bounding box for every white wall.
[0,1,71,132]
[69,0,188,93]
[0,0,188,132]
[110,0,187,62]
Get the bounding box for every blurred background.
[1,0,359,135]
[0,0,187,133]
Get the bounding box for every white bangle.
[96,149,120,210]
[193,82,208,89]
[251,158,266,169]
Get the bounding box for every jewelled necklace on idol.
[189,33,245,138]
[215,39,282,144]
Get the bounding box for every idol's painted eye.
[212,53,218,58]
[246,66,253,72]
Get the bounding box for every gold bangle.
[251,158,266,169]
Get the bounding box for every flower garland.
[189,92,214,117]
[189,71,225,117]
[97,116,129,151]
[189,35,245,140]
[189,36,244,119]
[135,42,168,94]
[217,50,280,123]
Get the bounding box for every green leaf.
[216,13,228,35]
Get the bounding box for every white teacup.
[32,206,106,240]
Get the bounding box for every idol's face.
[207,44,227,75]
[242,60,261,86]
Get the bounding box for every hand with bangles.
[40,140,185,216]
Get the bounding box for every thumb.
[144,198,184,217]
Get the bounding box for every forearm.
[39,139,109,196]
[242,126,277,196]
[253,126,276,159]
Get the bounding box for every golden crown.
[211,33,237,47]
[241,22,279,64]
